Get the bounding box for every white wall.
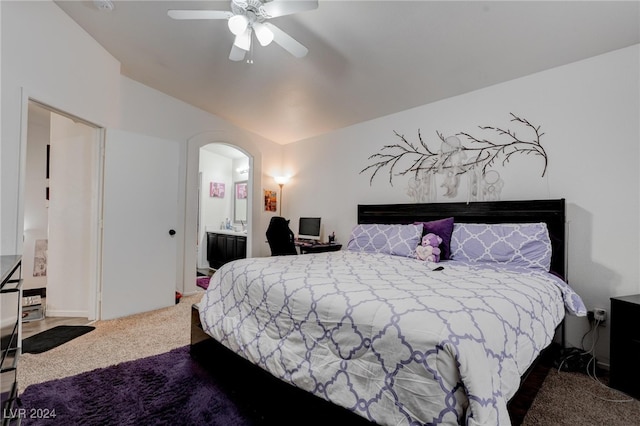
[1,0,120,255]
[283,44,640,364]
[1,1,284,312]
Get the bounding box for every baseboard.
[183,290,204,297]
[45,309,88,318]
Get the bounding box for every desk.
[296,242,342,254]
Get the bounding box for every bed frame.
[190,199,567,423]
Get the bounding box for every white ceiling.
[55,1,640,145]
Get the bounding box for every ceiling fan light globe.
[234,29,252,51]
[228,14,248,35]
[253,23,274,46]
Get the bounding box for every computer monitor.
[298,217,321,241]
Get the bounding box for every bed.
[192,199,586,425]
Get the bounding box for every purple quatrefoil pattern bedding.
[199,250,585,426]
[450,223,552,271]
[347,223,424,258]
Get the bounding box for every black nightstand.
[609,294,640,399]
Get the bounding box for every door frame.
[18,89,104,321]
[197,143,251,270]
[183,132,261,295]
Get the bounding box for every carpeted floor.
[18,294,200,392]
[17,292,640,425]
[522,368,640,425]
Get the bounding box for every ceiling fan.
[168,0,318,62]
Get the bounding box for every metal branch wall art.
[360,113,548,202]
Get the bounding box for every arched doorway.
[197,144,250,271]
[182,132,261,295]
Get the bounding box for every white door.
[101,129,179,319]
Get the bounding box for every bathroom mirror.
[233,181,248,223]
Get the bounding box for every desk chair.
[266,216,297,256]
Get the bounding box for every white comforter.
[199,251,581,425]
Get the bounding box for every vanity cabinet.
[207,232,246,269]
[1,255,22,425]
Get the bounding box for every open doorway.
[197,144,250,274]
[21,100,102,325]
[184,132,259,296]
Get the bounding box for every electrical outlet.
[594,308,607,322]
[587,309,607,326]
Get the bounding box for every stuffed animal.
[415,233,443,262]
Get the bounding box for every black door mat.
[22,325,95,354]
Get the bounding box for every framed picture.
[264,190,277,212]
[33,239,48,277]
[210,182,225,198]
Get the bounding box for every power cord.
[554,323,594,373]
[557,318,634,403]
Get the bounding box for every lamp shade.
[228,14,248,35]
[274,176,289,185]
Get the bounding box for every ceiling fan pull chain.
[247,35,255,64]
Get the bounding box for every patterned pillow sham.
[347,224,423,258]
[450,222,552,271]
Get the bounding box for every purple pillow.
[414,217,454,260]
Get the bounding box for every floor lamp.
[274,176,289,217]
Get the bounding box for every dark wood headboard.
[357,199,566,278]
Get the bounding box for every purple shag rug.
[19,346,254,426]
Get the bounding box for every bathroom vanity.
[206,230,247,269]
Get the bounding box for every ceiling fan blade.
[261,0,318,18]
[229,44,246,61]
[263,23,308,58]
[167,10,233,20]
